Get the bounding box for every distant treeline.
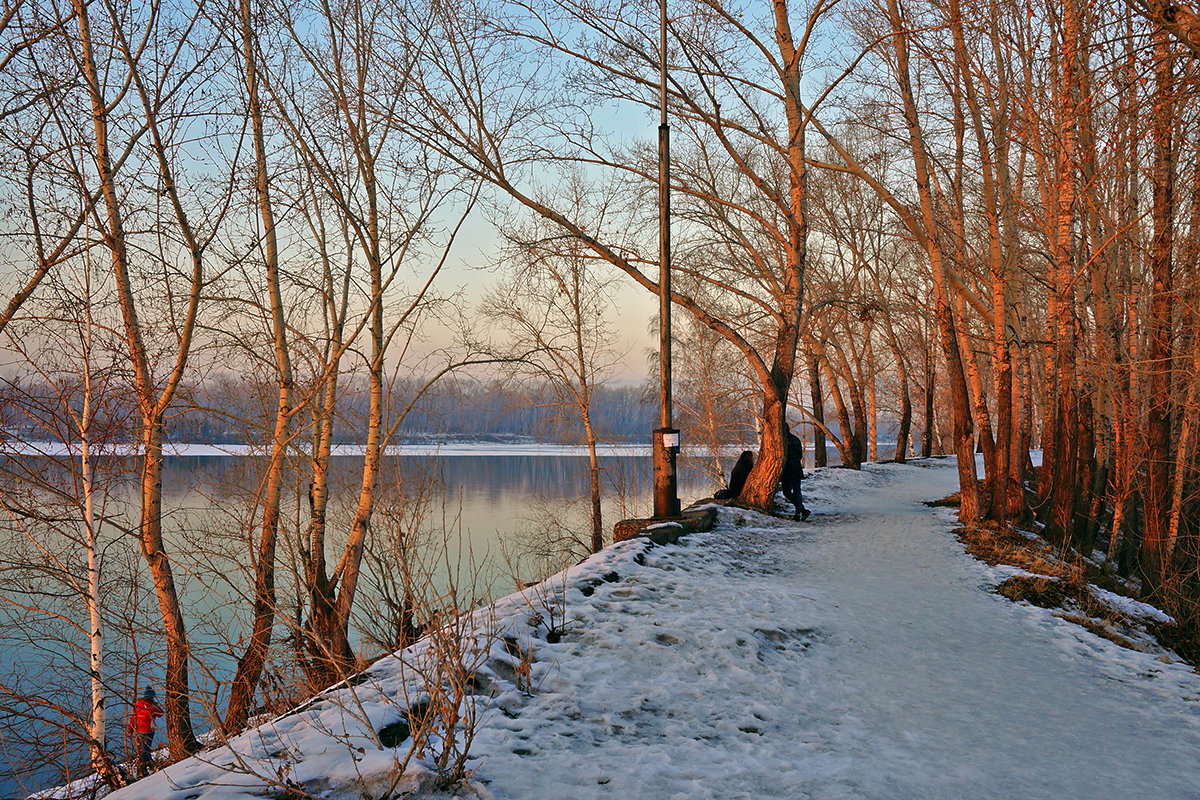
[0,375,659,446]
[2,372,865,450]
[382,380,658,444]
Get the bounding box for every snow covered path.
[469,458,1200,800]
[103,458,1200,800]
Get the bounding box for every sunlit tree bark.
[873,0,980,519]
[254,0,474,685]
[221,0,297,734]
[1131,0,1200,59]
[1143,23,1177,577]
[69,0,219,755]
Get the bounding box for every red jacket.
[127,698,163,735]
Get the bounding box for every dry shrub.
[996,575,1075,607]
[926,493,961,508]
[955,524,1072,579]
[1154,617,1200,665]
[959,524,1197,667]
[1147,573,1200,666]
[994,573,1169,654]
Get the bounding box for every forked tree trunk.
[224,0,295,734]
[314,294,386,681]
[740,367,791,507]
[74,0,201,755]
[298,234,346,687]
[735,0,808,507]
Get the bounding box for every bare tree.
[0,266,139,790]
[0,0,91,340]
[806,0,982,519]
[41,0,233,756]
[215,0,304,735]
[239,0,488,688]
[668,314,759,485]
[401,0,843,508]
[482,206,623,554]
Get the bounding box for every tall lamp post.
[652,0,681,518]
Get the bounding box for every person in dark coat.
[781,430,810,520]
[715,450,754,500]
[127,687,163,778]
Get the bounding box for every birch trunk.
[80,286,125,789]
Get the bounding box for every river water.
[0,445,722,795]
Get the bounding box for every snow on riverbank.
[93,458,1200,799]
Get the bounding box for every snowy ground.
[94,457,1200,800]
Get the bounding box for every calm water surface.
[0,447,717,795]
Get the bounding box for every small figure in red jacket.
[126,687,163,778]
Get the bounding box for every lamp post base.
[652,427,681,519]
